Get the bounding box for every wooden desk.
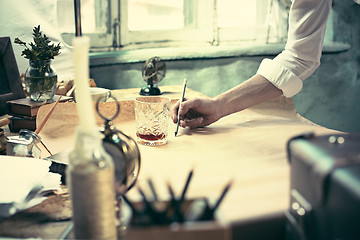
[0,86,339,239]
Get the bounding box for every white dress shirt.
[257,0,333,98]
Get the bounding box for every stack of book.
[6,96,72,132]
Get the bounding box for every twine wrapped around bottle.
[70,160,116,239]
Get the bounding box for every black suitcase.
[286,132,360,240]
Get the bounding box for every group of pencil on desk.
[122,169,233,226]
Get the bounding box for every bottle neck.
[19,129,41,144]
[69,127,112,168]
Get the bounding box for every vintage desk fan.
[139,56,166,95]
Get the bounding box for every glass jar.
[6,129,41,158]
[24,60,57,101]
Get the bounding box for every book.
[9,116,36,132]
[7,95,73,117]
[7,98,44,117]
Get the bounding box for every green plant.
[14,25,61,101]
[14,25,61,61]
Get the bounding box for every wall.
[293,0,360,133]
[90,0,360,133]
[90,56,263,97]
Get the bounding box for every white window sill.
[89,41,350,67]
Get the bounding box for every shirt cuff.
[257,58,303,98]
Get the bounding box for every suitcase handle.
[286,132,315,164]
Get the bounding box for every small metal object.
[337,136,345,144]
[297,207,306,216]
[292,202,300,210]
[328,136,337,144]
[96,95,141,196]
[6,129,41,158]
[328,135,345,145]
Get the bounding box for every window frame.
[118,0,287,48]
[58,0,289,49]
[119,0,214,47]
[59,0,118,48]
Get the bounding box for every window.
[57,0,117,48]
[119,0,213,47]
[57,0,288,49]
[216,0,288,44]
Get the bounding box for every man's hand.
[171,97,222,128]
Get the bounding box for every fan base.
[139,86,162,96]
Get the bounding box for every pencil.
[35,95,62,134]
[175,78,187,137]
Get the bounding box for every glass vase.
[24,60,57,101]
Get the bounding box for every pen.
[147,178,158,201]
[58,222,73,240]
[175,78,187,137]
[138,187,154,213]
[180,169,193,202]
[137,187,164,223]
[212,180,233,212]
[198,180,233,221]
[167,182,182,222]
[167,182,176,201]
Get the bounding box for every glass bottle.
[67,127,117,240]
[24,60,57,101]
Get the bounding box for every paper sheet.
[35,96,339,222]
[36,100,136,157]
[0,156,61,218]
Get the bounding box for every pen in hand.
[175,78,187,137]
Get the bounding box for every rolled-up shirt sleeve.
[257,0,332,98]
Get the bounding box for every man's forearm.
[214,74,283,118]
